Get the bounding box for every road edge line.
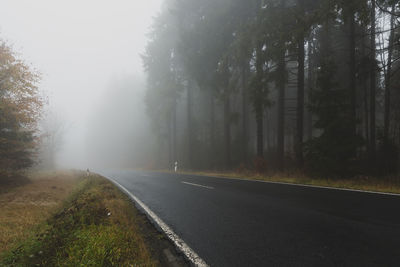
[105,177,209,267]
[189,173,400,197]
[143,170,400,197]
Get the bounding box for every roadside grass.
[1,173,157,266]
[161,169,400,195]
[0,171,80,255]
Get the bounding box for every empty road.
[97,170,400,266]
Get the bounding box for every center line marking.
[182,181,214,190]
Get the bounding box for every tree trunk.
[370,0,376,163]
[361,32,370,148]
[296,29,305,168]
[255,42,264,159]
[266,110,271,151]
[172,100,177,165]
[277,51,286,171]
[157,134,163,168]
[349,8,357,136]
[168,118,172,167]
[224,93,231,169]
[241,62,249,164]
[384,4,396,145]
[307,38,314,140]
[209,89,215,169]
[256,104,264,158]
[187,81,193,169]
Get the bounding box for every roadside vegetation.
[0,172,180,267]
[0,171,80,255]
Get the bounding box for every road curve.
[97,170,400,267]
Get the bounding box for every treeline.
[143,0,400,176]
[0,40,43,175]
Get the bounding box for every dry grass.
[0,171,80,254]
[1,174,158,266]
[64,178,157,266]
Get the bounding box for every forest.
[143,0,400,177]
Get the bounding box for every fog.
[0,0,162,169]
[1,0,398,175]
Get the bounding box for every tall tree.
[295,0,306,168]
[186,80,194,169]
[265,0,290,171]
[143,4,182,167]
[0,41,43,174]
[253,40,267,158]
[383,2,397,145]
[346,1,357,137]
[370,0,377,164]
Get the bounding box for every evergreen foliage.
[143,0,400,176]
[0,41,42,174]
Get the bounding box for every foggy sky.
[0,0,162,168]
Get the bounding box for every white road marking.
[202,175,400,197]
[106,178,208,267]
[139,170,400,197]
[182,181,214,190]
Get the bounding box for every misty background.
[0,0,162,169]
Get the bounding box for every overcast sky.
[0,0,162,167]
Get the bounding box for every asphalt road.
[97,170,400,267]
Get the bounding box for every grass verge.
[160,169,400,195]
[0,171,80,255]
[1,172,184,266]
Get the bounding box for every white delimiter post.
[174,161,178,172]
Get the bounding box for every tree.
[142,4,183,167]
[0,41,42,174]
[370,0,377,164]
[296,0,306,168]
[306,14,363,175]
[263,0,290,170]
[251,38,268,159]
[382,0,397,145]
[293,0,320,168]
